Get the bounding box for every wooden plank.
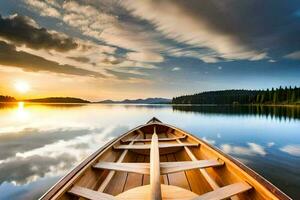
[150,128,162,200]
[93,162,150,174]
[143,155,150,185]
[115,143,198,150]
[173,134,240,200]
[122,135,186,143]
[97,134,139,192]
[69,186,116,200]
[160,159,223,174]
[116,184,198,200]
[192,182,252,200]
[174,135,220,190]
[166,154,191,190]
[175,150,213,195]
[123,155,145,191]
[94,160,222,175]
[160,155,169,184]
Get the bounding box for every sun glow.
[14,81,30,93]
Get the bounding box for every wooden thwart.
[97,133,140,192]
[114,143,198,150]
[68,186,116,200]
[93,162,150,174]
[121,135,186,143]
[93,159,223,175]
[173,134,239,200]
[68,183,251,200]
[192,182,252,200]
[160,159,223,174]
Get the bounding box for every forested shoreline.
[172,86,300,105]
[0,95,16,102]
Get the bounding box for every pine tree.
[273,91,278,104]
[291,90,296,103]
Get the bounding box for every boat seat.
[69,183,251,200]
[114,143,198,150]
[69,186,116,200]
[116,184,198,200]
[121,135,186,143]
[93,159,223,174]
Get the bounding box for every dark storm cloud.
[0,14,78,52]
[0,41,105,77]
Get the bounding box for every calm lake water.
[0,103,299,199]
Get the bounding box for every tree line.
[0,95,16,102]
[172,86,300,105]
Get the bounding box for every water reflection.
[280,144,300,156]
[0,103,299,199]
[172,105,300,120]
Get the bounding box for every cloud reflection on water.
[0,125,129,186]
[280,144,300,157]
[220,143,266,156]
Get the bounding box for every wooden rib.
[192,182,252,200]
[114,143,198,150]
[160,159,223,174]
[97,133,139,192]
[122,135,186,143]
[174,134,240,200]
[69,186,116,200]
[93,162,150,174]
[150,126,162,200]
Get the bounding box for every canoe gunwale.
[39,120,292,200]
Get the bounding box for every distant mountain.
[25,97,90,103]
[98,98,171,104]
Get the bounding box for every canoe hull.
[40,119,291,200]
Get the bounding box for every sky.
[0,0,300,101]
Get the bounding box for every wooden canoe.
[40,117,291,200]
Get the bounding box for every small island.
[24,97,90,103]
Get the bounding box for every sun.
[14,81,30,93]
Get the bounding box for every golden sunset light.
[14,80,30,94]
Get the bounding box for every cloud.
[220,143,266,156]
[0,128,95,161]
[126,51,164,63]
[68,56,90,63]
[172,67,181,71]
[105,69,147,80]
[23,0,61,18]
[0,14,77,52]
[284,51,300,60]
[62,1,165,66]
[122,0,268,62]
[267,142,275,147]
[0,125,128,185]
[202,137,215,145]
[280,144,300,157]
[0,41,104,77]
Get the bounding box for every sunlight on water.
[0,103,299,199]
[15,102,29,121]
